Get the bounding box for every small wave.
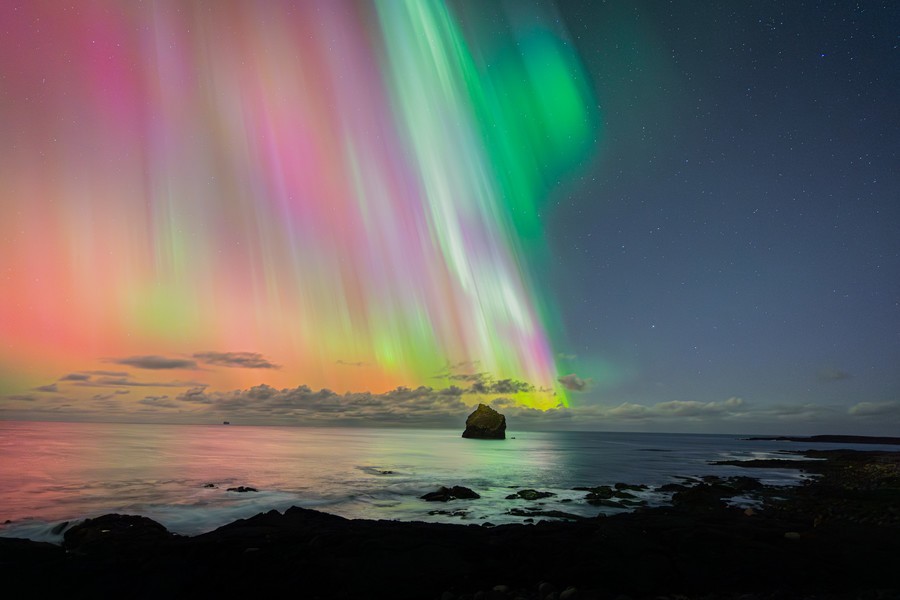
[1,517,82,545]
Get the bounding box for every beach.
[3,447,898,599]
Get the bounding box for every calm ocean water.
[2,421,896,543]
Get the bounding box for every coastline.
[744,435,900,446]
[2,448,898,599]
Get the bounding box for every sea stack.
[462,403,506,439]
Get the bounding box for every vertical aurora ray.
[0,1,595,409]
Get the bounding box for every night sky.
[1,1,897,434]
[546,0,899,432]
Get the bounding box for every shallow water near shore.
[2,420,897,543]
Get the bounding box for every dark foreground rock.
[461,403,506,439]
[63,514,177,556]
[1,449,898,599]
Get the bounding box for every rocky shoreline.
[2,449,899,599]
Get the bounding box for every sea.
[2,420,897,544]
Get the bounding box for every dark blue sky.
[544,1,899,432]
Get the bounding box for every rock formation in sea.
[420,486,480,502]
[462,403,506,439]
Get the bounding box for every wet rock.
[575,485,634,505]
[421,486,481,502]
[226,486,258,492]
[614,483,648,492]
[505,489,556,501]
[63,514,175,555]
[670,483,729,510]
[538,582,557,598]
[559,586,578,600]
[657,483,689,492]
[727,476,764,492]
[612,490,637,499]
[0,537,64,564]
[462,403,506,439]
[508,508,584,521]
[428,509,469,517]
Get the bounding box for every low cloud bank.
[5,372,897,435]
[176,384,470,427]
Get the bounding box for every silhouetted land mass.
[745,434,900,445]
[2,449,898,599]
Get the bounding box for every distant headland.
[745,434,900,445]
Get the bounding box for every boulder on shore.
[420,486,480,502]
[462,403,506,439]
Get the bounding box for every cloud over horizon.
[848,401,900,418]
[113,355,198,370]
[558,373,589,392]
[4,373,897,436]
[194,352,280,369]
[175,383,471,427]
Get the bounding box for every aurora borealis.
[2,1,898,433]
[1,1,595,412]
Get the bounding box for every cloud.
[431,369,535,394]
[445,372,488,382]
[34,383,59,393]
[600,397,746,421]
[818,368,851,382]
[434,360,484,381]
[59,373,91,381]
[113,355,197,370]
[448,360,481,371]
[653,397,744,417]
[174,383,471,426]
[469,378,534,395]
[336,359,368,368]
[6,394,38,402]
[756,403,834,420]
[74,376,203,388]
[606,402,653,419]
[138,395,178,408]
[557,373,589,392]
[85,370,130,377]
[848,401,900,418]
[194,352,280,369]
[179,386,212,403]
[162,382,759,430]
[557,353,577,361]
